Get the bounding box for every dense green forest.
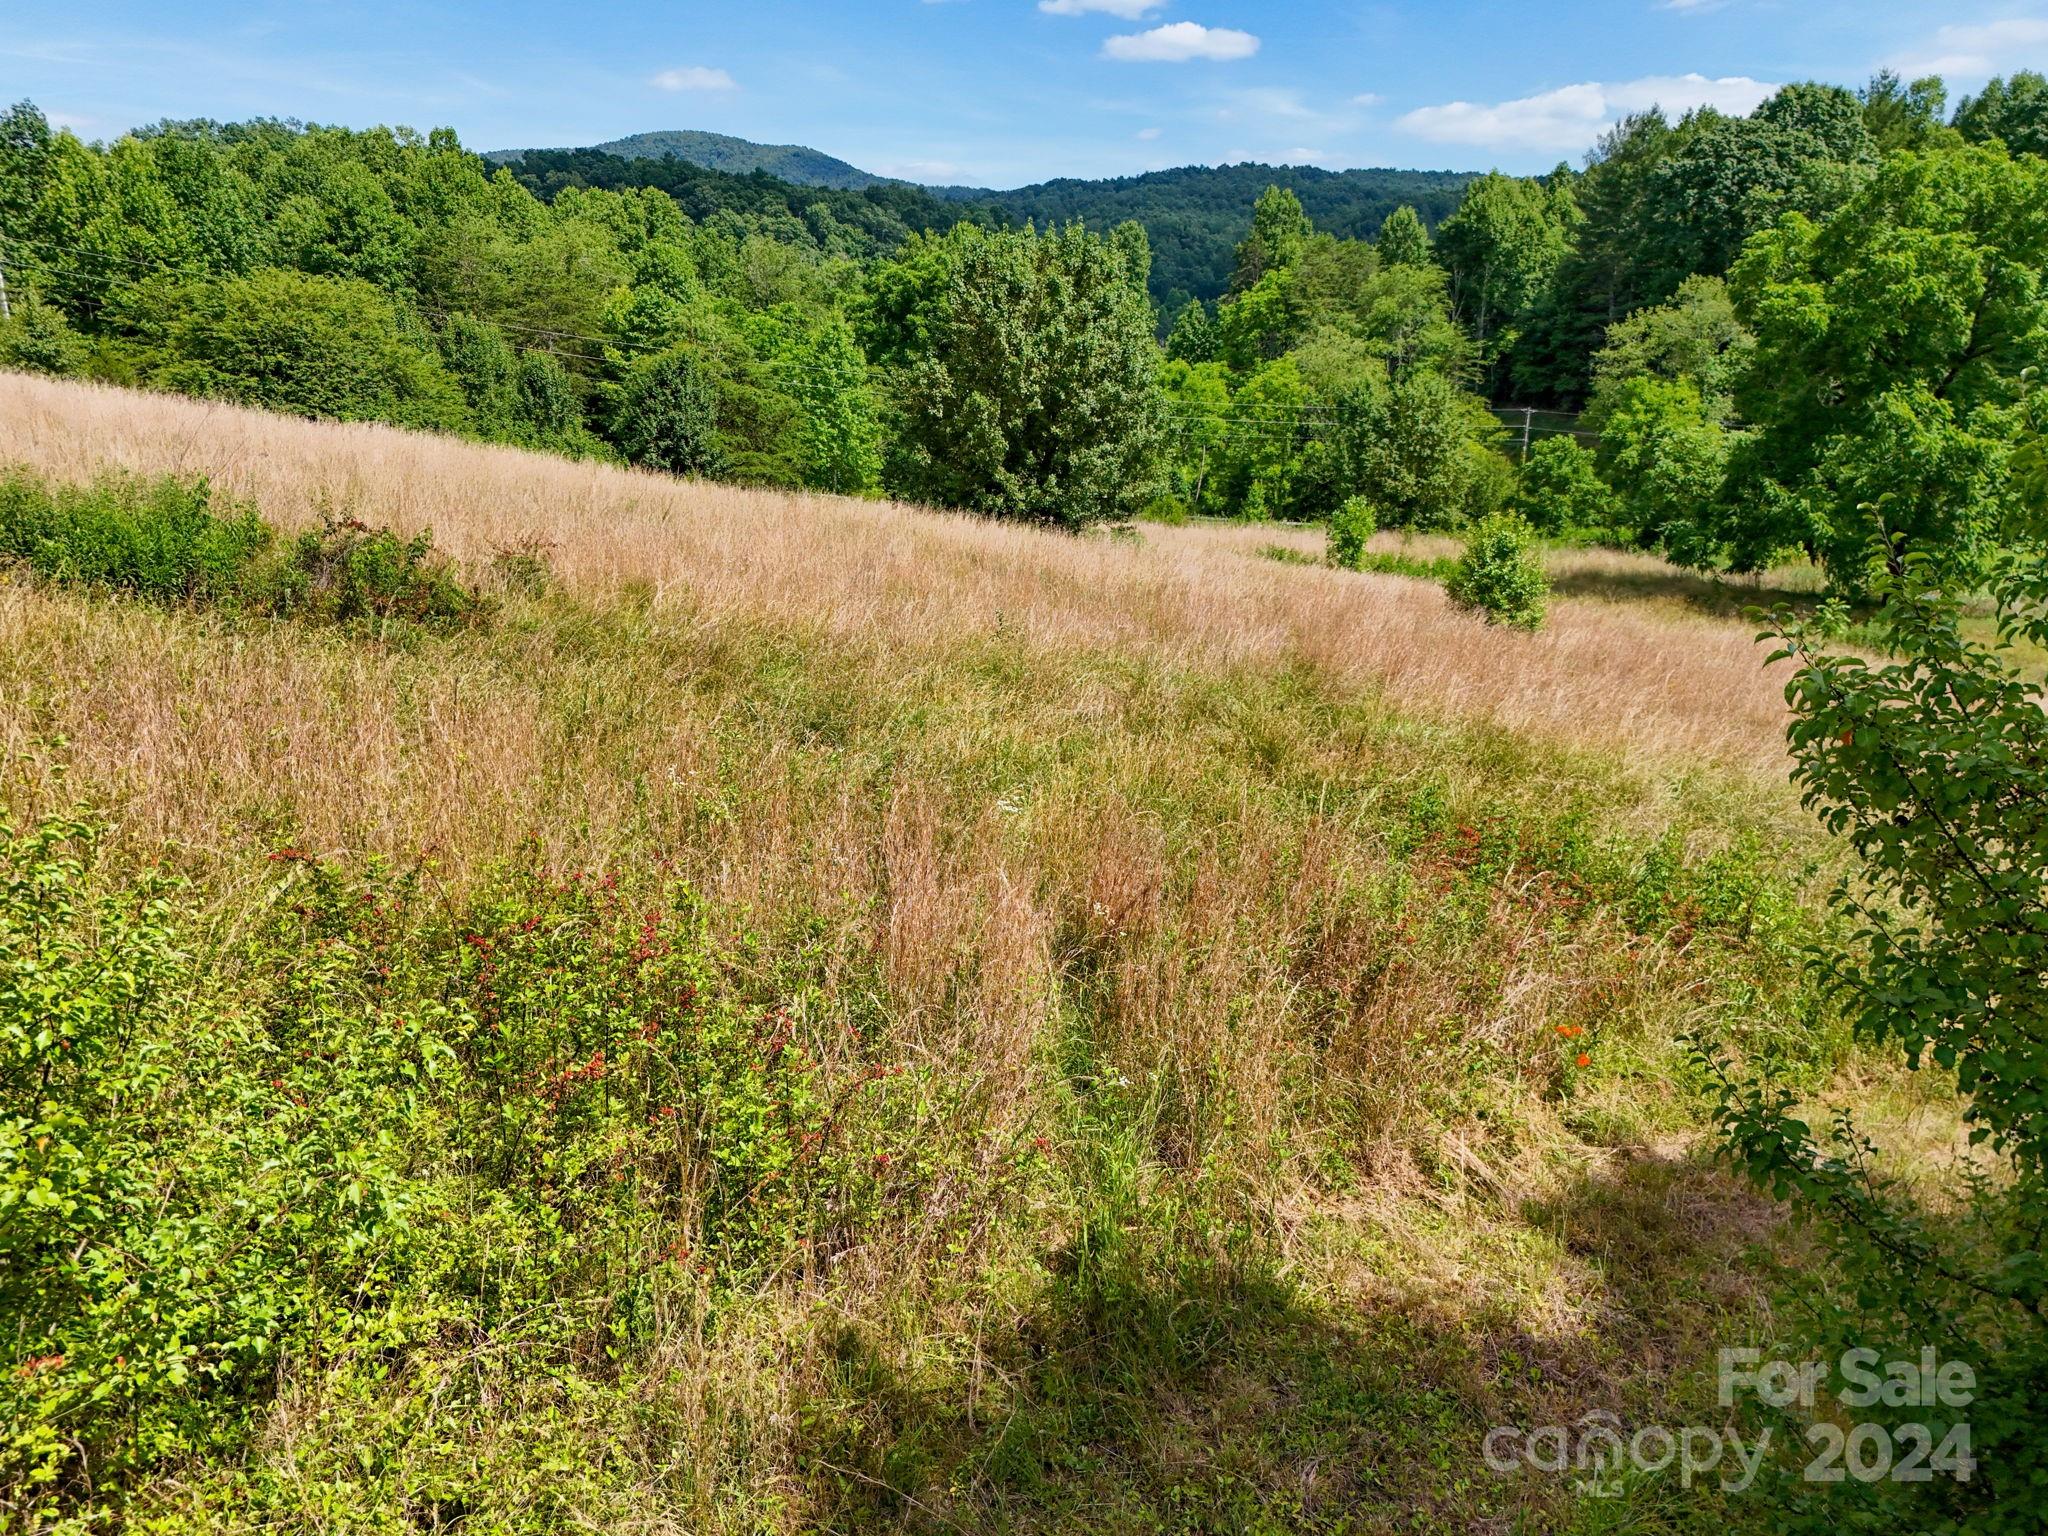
[965,161,1476,308]
[497,129,1474,307]
[2,69,2044,584]
[495,146,994,261]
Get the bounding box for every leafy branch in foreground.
[1707,544,2048,1529]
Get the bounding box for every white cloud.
[1396,72,1774,152]
[1136,126,1163,139]
[1102,22,1259,62]
[650,66,737,92]
[1888,18,2048,78]
[1040,0,1164,16]
[1352,92,1384,107]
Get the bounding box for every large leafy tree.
[1228,185,1312,295]
[1720,145,2048,584]
[1583,274,1753,429]
[1859,70,1954,155]
[1954,71,2048,158]
[117,268,466,429]
[609,347,727,477]
[1373,205,1434,270]
[1332,368,1481,530]
[895,223,1165,529]
[1433,171,1573,353]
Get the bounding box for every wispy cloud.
[1040,0,1164,16]
[1887,17,2048,78]
[650,65,737,91]
[1102,22,1259,62]
[1397,72,1774,151]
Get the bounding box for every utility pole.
[1520,406,1534,464]
[0,233,11,322]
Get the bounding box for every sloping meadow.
[0,374,1854,1533]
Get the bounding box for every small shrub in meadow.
[1445,512,1548,630]
[1327,495,1378,569]
[0,466,487,631]
[264,517,489,629]
[0,467,271,602]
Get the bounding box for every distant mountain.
[491,130,893,191]
[494,131,1479,306]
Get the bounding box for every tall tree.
[896,223,1165,529]
[1374,205,1434,269]
[1954,71,2048,157]
[1228,185,1311,295]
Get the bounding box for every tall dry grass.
[0,372,1797,775]
[0,374,1841,1530]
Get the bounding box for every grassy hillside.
[0,373,1919,1535]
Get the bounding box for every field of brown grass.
[0,373,1799,778]
[0,372,1862,1534]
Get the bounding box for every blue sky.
[8,1,2047,185]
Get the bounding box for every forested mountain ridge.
[968,162,1477,308]
[498,129,1476,306]
[493,129,892,190]
[496,146,995,260]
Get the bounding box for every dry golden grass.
[0,372,1799,776]
[0,372,1839,1532]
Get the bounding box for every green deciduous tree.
[1597,377,1731,566]
[1434,171,1572,351]
[610,348,727,477]
[1711,551,2048,1527]
[1860,70,1953,155]
[119,269,465,429]
[1515,436,1617,534]
[1228,185,1312,295]
[1723,145,2048,585]
[1333,368,1480,531]
[1374,205,1434,270]
[895,223,1164,529]
[1584,274,1754,429]
[781,316,883,495]
[1165,299,1217,364]
[1954,70,2048,158]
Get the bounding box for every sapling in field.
[1444,511,1548,630]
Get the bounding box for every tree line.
[0,71,2044,581]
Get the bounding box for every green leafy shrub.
[0,823,904,1528]
[1711,549,2048,1528]
[0,467,487,631]
[263,517,489,629]
[1444,512,1548,630]
[0,295,89,378]
[0,467,271,601]
[1327,495,1377,569]
[610,348,727,478]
